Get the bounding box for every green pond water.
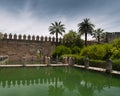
[0,67,120,96]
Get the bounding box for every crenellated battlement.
[3,33,62,42]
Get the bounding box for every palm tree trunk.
[85,32,87,46]
[56,32,58,46]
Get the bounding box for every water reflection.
[48,85,64,96]
[0,78,63,88]
[0,67,120,96]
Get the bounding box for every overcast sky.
[0,0,120,38]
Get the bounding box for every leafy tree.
[49,21,65,46]
[78,18,94,46]
[62,30,76,47]
[62,30,84,48]
[75,34,84,48]
[92,28,104,43]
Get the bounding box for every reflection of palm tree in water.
[48,77,64,96]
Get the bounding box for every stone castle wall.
[106,32,120,43]
[0,33,61,62]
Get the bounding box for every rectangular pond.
[0,67,120,96]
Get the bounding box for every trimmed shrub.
[80,44,112,60]
[80,44,106,60]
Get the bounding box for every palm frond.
[49,21,66,44]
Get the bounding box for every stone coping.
[0,64,69,68]
[74,64,120,75]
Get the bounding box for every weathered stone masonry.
[106,32,120,43]
[0,33,61,62]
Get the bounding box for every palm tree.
[0,32,3,40]
[78,18,94,46]
[92,28,104,43]
[49,21,65,46]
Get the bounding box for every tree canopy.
[62,30,84,48]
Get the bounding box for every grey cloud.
[0,0,26,12]
[0,0,112,16]
[0,0,120,33]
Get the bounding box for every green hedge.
[89,59,106,68]
[74,55,85,65]
[112,59,120,71]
